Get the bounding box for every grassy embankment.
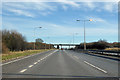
[105,48,120,51]
[88,48,120,51]
[2,49,54,62]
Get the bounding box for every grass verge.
[2,49,54,62]
[105,48,120,51]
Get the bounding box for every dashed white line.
[38,60,41,62]
[34,62,38,64]
[44,56,46,58]
[28,65,33,68]
[74,56,79,59]
[18,50,58,73]
[2,50,51,66]
[20,69,27,73]
[84,61,107,73]
[2,50,58,66]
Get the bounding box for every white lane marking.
[84,61,107,73]
[74,56,79,59]
[2,50,52,66]
[38,60,41,62]
[64,50,107,74]
[3,50,58,74]
[34,62,38,64]
[28,65,33,68]
[39,50,58,61]
[20,69,27,73]
[45,56,47,58]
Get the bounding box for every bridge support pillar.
[57,45,59,49]
[69,45,70,49]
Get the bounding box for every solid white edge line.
[64,50,107,74]
[14,50,59,73]
[84,61,107,73]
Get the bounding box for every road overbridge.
[53,44,80,49]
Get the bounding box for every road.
[2,50,118,78]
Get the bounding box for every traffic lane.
[2,50,57,74]
[65,50,118,77]
[10,50,110,78]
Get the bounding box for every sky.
[1,1,118,45]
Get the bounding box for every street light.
[34,27,42,50]
[76,19,93,50]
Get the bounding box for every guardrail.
[73,49,120,61]
[88,50,120,57]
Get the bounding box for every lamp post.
[34,27,42,50]
[76,19,92,50]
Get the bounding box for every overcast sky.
[1,2,118,44]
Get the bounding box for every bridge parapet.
[53,44,79,46]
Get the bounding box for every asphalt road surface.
[2,50,118,78]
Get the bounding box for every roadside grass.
[88,48,120,51]
[105,48,120,51]
[2,49,54,61]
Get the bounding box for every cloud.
[39,11,52,16]
[2,2,118,18]
[83,2,117,12]
[62,1,80,8]
[2,0,119,2]
[103,2,117,12]
[84,2,95,10]
[60,2,117,12]
[32,3,57,11]
[3,2,27,9]
[62,5,68,10]
[7,8,35,17]
[58,0,80,8]
[39,22,117,37]
[2,2,57,17]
